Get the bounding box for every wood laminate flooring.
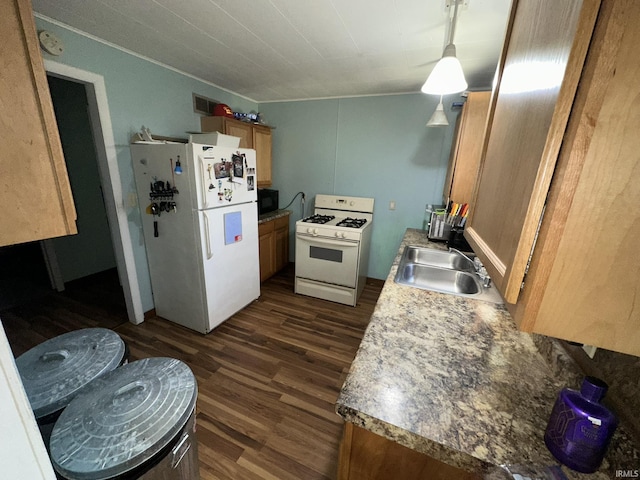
[1,264,383,480]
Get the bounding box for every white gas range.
[295,194,374,306]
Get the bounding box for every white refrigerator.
[130,138,260,333]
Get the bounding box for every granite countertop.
[258,209,291,224]
[336,228,639,479]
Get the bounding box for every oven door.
[295,233,360,288]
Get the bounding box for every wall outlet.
[389,200,396,210]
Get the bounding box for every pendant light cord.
[448,0,460,46]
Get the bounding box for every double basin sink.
[394,245,503,304]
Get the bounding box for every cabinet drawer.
[274,215,289,230]
[258,220,274,236]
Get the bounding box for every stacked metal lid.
[15,328,126,420]
[49,357,197,480]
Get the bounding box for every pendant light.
[426,95,449,127]
[421,0,468,95]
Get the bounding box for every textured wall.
[261,94,460,280]
[35,16,258,311]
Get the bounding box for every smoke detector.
[38,30,64,56]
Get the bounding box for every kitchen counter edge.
[336,228,638,479]
[258,209,291,224]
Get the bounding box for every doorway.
[43,60,143,325]
[45,75,118,288]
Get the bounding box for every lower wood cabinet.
[258,213,289,282]
[337,423,479,480]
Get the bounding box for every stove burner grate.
[336,217,367,228]
[302,214,335,224]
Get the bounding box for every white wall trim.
[0,323,56,479]
[40,240,64,292]
[44,59,144,325]
[35,13,256,104]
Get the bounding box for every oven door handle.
[295,234,358,246]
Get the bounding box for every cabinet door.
[274,215,289,272]
[465,0,600,303]
[510,0,640,356]
[253,125,272,187]
[338,423,479,480]
[443,91,491,205]
[258,220,275,282]
[1,0,77,246]
[224,119,253,149]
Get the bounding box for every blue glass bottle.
[544,376,618,473]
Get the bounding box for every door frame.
[44,60,144,325]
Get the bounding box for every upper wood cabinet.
[465,0,600,303]
[469,0,640,356]
[442,91,491,206]
[1,0,77,246]
[253,125,272,188]
[200,116,273,187]
[223,118,252,147]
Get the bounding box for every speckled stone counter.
[258,209,291,224]
[336,228,639,479]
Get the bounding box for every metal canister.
[15,328,127,446]
[50,357,199,480]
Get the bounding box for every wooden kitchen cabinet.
[442,91,491,206]
[253,125,272,187]
[258,221,275,283]
[1,0,77,246]
[200,116,273,187]
[468,0,640,356]
[465,0,600,304]
[337,423,479,480]
[273,216,289,273]
[258,213,289,282]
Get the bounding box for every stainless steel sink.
[394,246,503,303]
[396,263,480,294]
[402,245,475,272]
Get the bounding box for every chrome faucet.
[477,267,492,288]
[449,247,492,288]
[448,247,475,266]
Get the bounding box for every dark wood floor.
[1,264,383,480]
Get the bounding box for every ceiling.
[32,0,512,103]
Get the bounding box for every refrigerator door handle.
[203,211,212,259]
[199,156,208,208]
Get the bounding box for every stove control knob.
[342,232,347,238]
[307,227,313,234]
[313,228,318,235]
[350,201,355,206]
[334,232,340,238]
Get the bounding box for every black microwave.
[257,188,279,215]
